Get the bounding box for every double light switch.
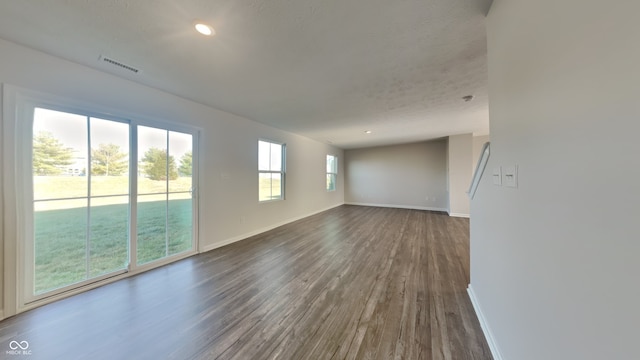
[493,165,518,188]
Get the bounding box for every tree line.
[33,131,192,180]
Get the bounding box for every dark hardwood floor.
[0,205,492,360]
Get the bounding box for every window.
[326,155,338,191]
[258,140,285,201]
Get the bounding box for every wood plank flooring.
[0,205,492,360]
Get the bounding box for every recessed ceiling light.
[195,23,215,36]
[364,130,372,134]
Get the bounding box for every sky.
[33,107,192,162]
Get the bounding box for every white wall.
[447,134,473,217]
[470,1,640,359]
[0,38,344,318]
[344,140,447,211]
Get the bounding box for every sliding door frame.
[24,106,132,304]
[2,85,200,316]
[131,122,200,272]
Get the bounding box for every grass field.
[258,175,282,201]
[34,176,192,209]
[33,176,193,294]
[35,199,192,294]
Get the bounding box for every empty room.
[1,0,638,359]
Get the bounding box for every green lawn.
[258,176,282,201]
[34,175,192,197]
[33,175,193,294]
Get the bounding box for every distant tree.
[91,143,128,176]
[141,148,178,181]
[33,131,74,175]
[179,151,192,176]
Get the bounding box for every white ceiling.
[0,0,490,149]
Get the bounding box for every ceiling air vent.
[99,55,140,74]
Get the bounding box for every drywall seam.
[344,202,447,212]
[201,203,345,253]
[467,284,504,360]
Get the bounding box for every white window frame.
[258,139,286,202]
[326,154,338,192]
[2,85,200,315]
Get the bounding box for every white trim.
[344,202,447,212]
[448,212,470,218]
[3,83,21,319]
[467,284,504,360]
[201,203,344,252]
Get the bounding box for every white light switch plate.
[492,167,502,186]
[504,165,518,188]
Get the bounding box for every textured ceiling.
[0,0,490,149]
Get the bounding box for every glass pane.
[270,143,282,171]
[34,199,88,294]
[90,118,129,196]
[33,108,88,200]
[138,126,168,193]
[169,131,192,193]
[271,173,282,199]
[327,155,337,173]
[327,174,336,191]
[89,196,129,277]
[168,193,192,256]
[139,176,171,195]
[259,172,272,201]
[137,193,167,265]
[258,141,270,171]
[33,176,87,202]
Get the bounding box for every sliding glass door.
[26,106,197,303]
[136,126,194,265]
[31,108,130,297]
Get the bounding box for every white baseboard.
[344,202,447,212]
[449,212,470,218]
[467,284,504,360]
[201,203,344,253]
